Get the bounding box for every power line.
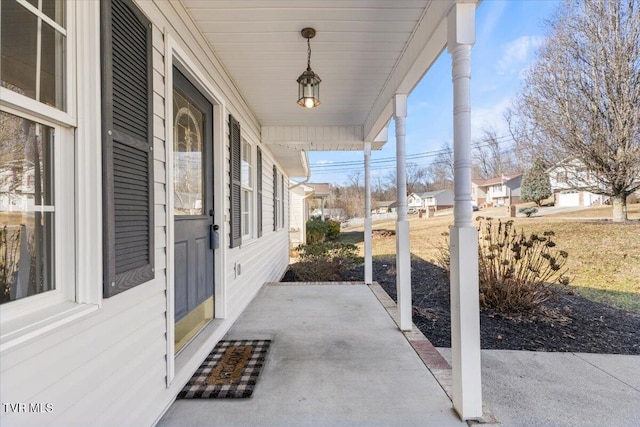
[310,146,518,176]
[309,135,517,173]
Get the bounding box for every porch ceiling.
[180,0,464,152]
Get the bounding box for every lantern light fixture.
[297,28,321,108]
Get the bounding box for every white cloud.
[471,97,512,139]
[313,160,334,165]
[478,1,508,42]
[498,36,545,75]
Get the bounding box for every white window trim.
[275,169,282,230]
[15,0,67,35]
[0,0,102,353]
[281,174,286,229]
[241,139,254,241]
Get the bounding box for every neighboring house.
[407,193,423,210]
[407,190,454,211]
[289,182,314,248]
[0,162,36,212]
[472,174,523,207]
[325,208,345,220]
[307,182,332,220]
[0,1,486,425]
[372,200,395,214]
[310,207,344,220]
[547,159,607,207]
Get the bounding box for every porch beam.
[262,125,386,151]
[364,141,373,285]
[394,93,412,332]
[447,2,482,420]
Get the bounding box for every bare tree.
[472,127,520,179]
[505,109,555,170]
[426,142,454,189]
[512,0,640,221]
[406,162,429,194]
[347,171,363,189]
[327,172,365,218]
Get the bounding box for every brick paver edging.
[367,282,500,426]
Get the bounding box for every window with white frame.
[1,0,74,309]
[280,174,285,229]
[1,0,67,110]
[241,139,253,239]
[274,170,282,230]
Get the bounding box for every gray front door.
[173,68,214,324]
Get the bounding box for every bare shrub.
[290,241,362,282]
[437,218,571,313]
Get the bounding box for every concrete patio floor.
[157,283,465,427]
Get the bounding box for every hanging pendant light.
[297,28,321,108]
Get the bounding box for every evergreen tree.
[521,161,552,206]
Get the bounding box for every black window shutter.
[273,165,278,231]
[256,147,263,237]
[229,115,242,248]
[101,0,154,298]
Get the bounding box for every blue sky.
[308,0,561,185]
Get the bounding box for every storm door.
[173,68,214,352]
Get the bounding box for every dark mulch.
[337,255,640,355]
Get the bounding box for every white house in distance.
[408,189,455,211]
[306,182,332,220]
[472,173,523,207]
[289,181,314,248]
[0,162,36,212]
[0,0,485,425]
[547,158,607,207]
[371,200,396,214]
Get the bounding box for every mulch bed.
[336,256,639,355]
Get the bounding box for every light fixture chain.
[307,37,311,70]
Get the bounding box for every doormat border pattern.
[178,339,271,399]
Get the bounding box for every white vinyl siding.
[289,184,308,247]
[0,1,293,426]
[0,10,168,426]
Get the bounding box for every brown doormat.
[178,340,271,399]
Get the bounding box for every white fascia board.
[300,150,310,179]
[261,125,365,151]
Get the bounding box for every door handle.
[210,224,219,250]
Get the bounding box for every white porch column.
[394,93,412,331]
[364,141,373,285]
[320,198,325,221]
[448,2,482,420]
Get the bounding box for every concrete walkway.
[439,348,640,427]
[158,284,464,427]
